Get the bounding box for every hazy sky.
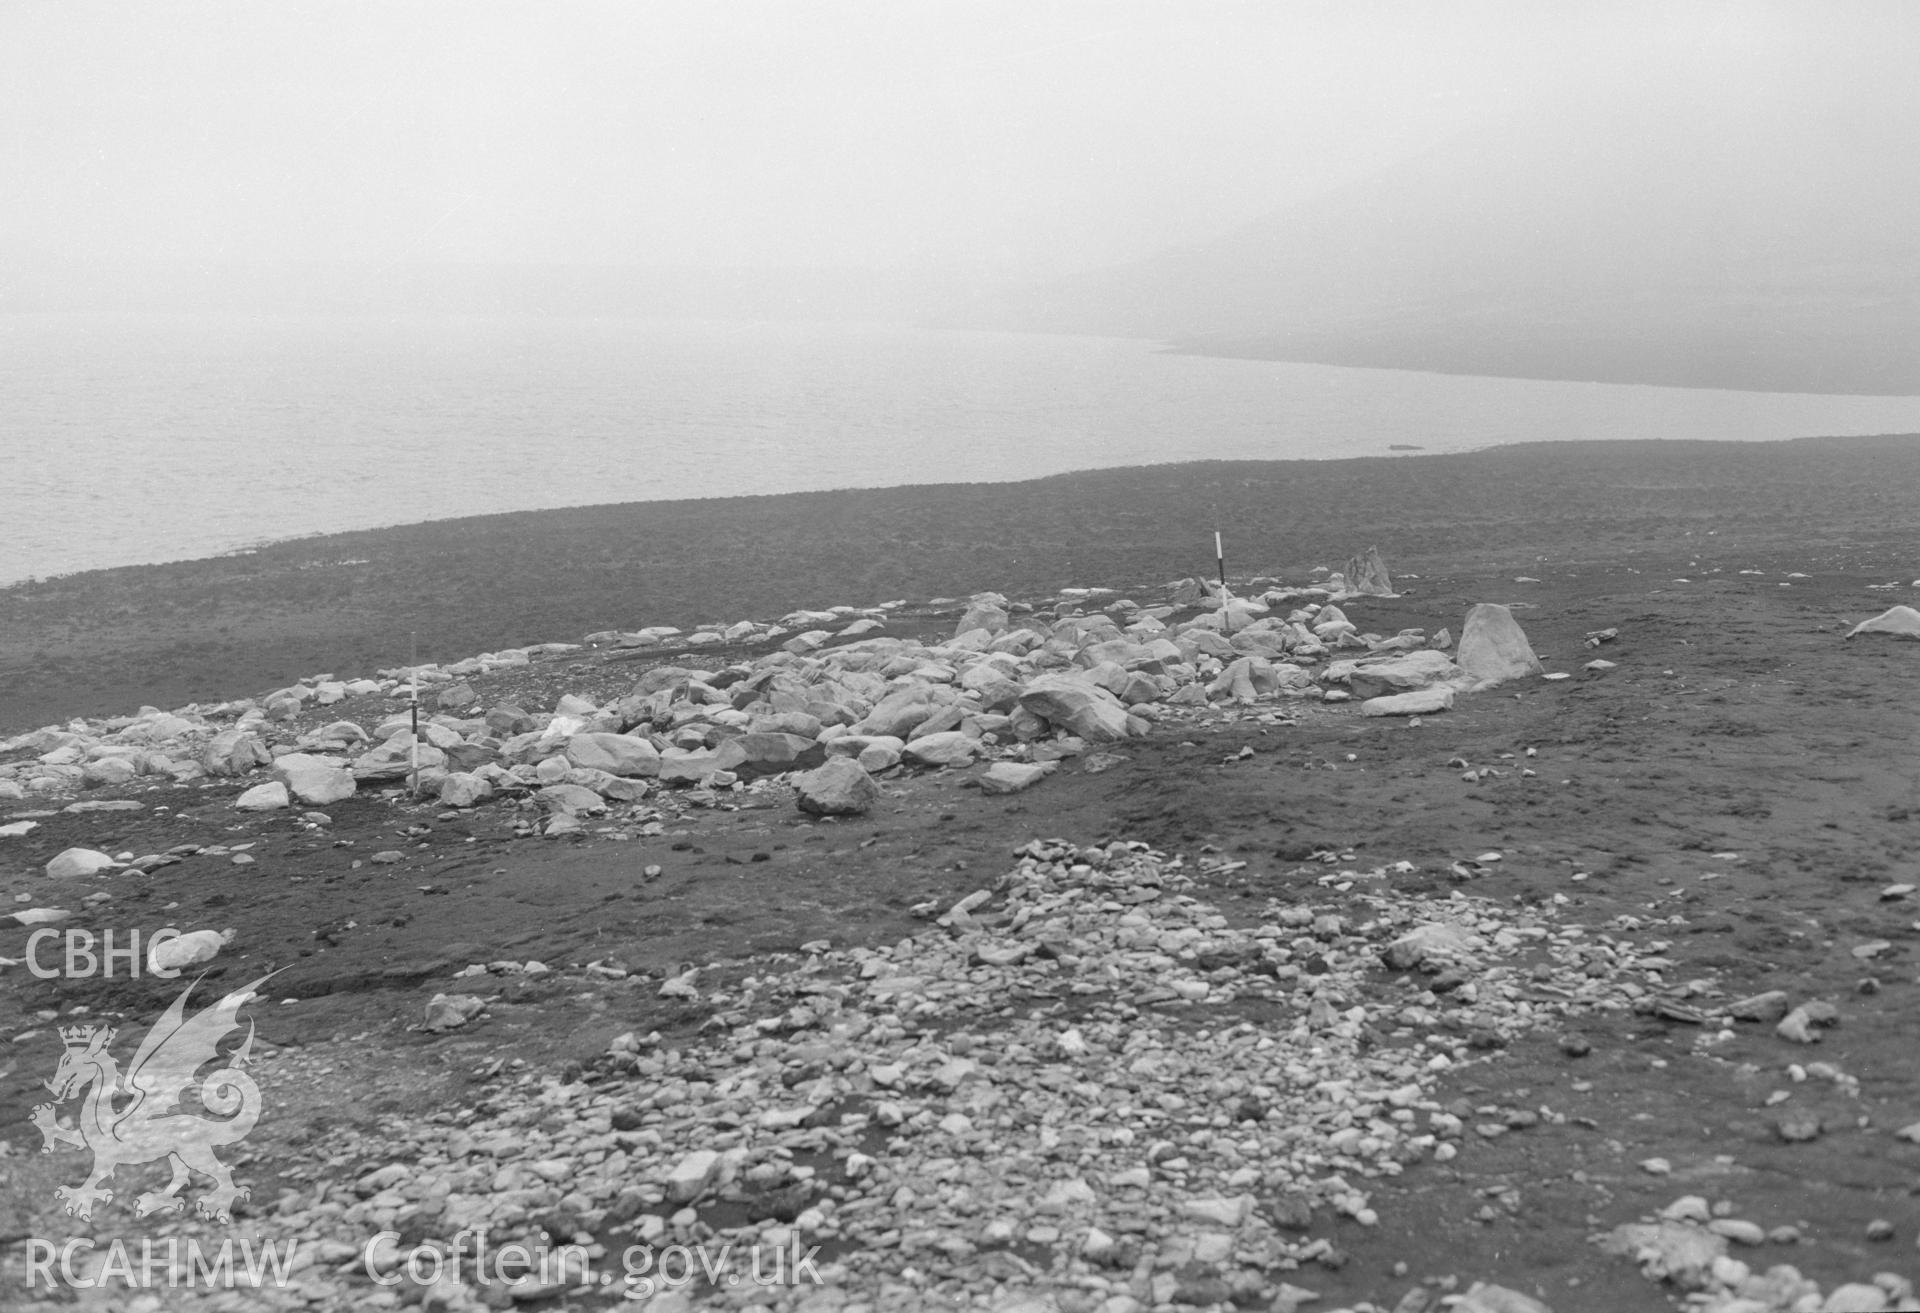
[3,1,1913,280]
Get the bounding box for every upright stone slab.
[1456,603,1543,688]
[1340,546,1395,597]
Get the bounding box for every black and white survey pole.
[1215,531,1233,634]
[409,632,421,797]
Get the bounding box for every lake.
[8,313,1920,585]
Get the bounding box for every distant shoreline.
[1168,331,1920,397]
[3,434,1919,732]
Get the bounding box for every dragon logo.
[33,972,275,1223]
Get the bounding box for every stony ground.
[3,549,1920,1312]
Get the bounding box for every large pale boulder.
[46,848,117,879]
[566,733,661,777]
[1327,650,1470,700]
[352,737,448,781]
[1338,546,1395,597]
[313,720,372,745]
[853,687,937,738]
[1456,603,1544,688]
[979,761,1055,795]
[729,732,827,779]
[1360,687,1454,716]
[1381,922,1482,971]
[438,772,493,808]
[906,704,968,740]
[270,753,356,805]
[372,719,466,749]
[130,711,200,742]
[901,731,981,767]
[1179,628,1235,660]
[82,757,139,788]
[201,729,271,777]
[149,929,229,975]
[1845,605,1920,640]
[538,783,607,815]
[1019,673,1132,743]
[969,675,1026,714]
[234,781,291,811]
[954,600,1009,637]
[657,747,728,785]
[1077,638,1158,670]
[1599,1220,1727,1291]
[1452,1284,1552,1313]
[794,757,880,816]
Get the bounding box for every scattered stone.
[1019,673,1135,744]
[566,732,662,777]
[1454,1283,1554,1313]
[423,994,485,1032]
[793,757,880,816]
[1329,649,1468,698]
[979,761,1055,795]
[1845,605,1920,640]
[1776,1111,1823,1142]
[1601,1219,1727,1289]
[149,928,230,974]
[1708,1218,1768,1246]
[270,753,357,805]
[233,780,291,811]
[1361,687,1455,717]
[1382,922,1480,971]
[665,1149,722,1203]
[45,848,117,879]
[438,772,492,808]
[538,783,607,816]
[901,730,982,767]
[1777,1002,1838,1043]
[1729,991,1792,1023]
[201,728,271,777]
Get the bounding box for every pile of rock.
[1602,1197,1917,1312]
[1,582,1554,836]
[122,836,1742,1313]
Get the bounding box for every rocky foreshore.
[5,558,1919,1313]
[3,561,1547,834]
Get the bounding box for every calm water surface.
[9,313,1920,585]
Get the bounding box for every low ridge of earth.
[3,443,1920,1312]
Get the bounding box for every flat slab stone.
[1360,687,1455,716]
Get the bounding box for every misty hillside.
[955,79,1920,395]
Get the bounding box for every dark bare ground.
[3,446,1920,1308]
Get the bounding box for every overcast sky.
[3,1,1913,280]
